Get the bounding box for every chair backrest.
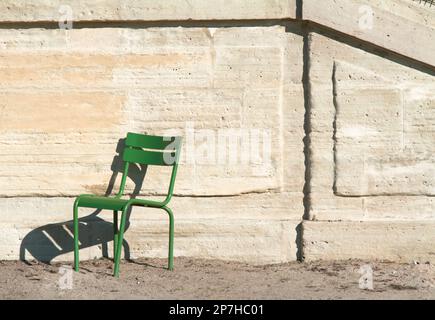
[118,132,182,203]
[124,132,182,166]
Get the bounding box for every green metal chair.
[73,132,182,277]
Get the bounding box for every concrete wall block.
[308,32,435,222]
[303,220,435,263]
[0,27,305,199]
[0,196,301,263]
[303,0,435,66]
[0,0,297,22]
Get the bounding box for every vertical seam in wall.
[302,25,312,222]
[332,61,338,194]
[279,46,285,192]
[401,89,405,150]
[296,0,303,19]
[295,22,311,262]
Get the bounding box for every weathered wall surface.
[0,0,433,264]
[303,0,435,66]
[303,32,435,262]
[0,25,304,263]
[0,0,296,22]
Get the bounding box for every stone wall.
[0,0,433,264]
[303,32,435,262]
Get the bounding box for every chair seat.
[78,196,129,211]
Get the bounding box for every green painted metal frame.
[73,132,182,277]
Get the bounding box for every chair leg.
[162,206,174,271]
[113,210,118,260]
[73,201,80,272]
[113,206,129,277]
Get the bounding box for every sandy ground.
[0,258,434,299]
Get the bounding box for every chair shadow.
[19,138,147,265]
